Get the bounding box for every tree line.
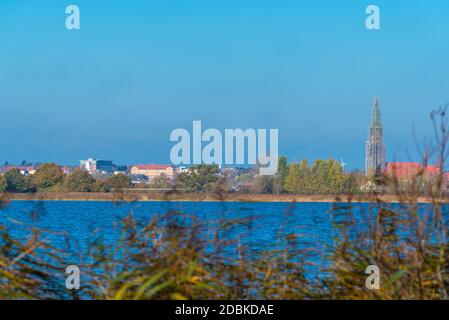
[0,164,132,193]
[0,158,360,195]
[253,156,359,195]
[176,157,359,195]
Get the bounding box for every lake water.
[0,200,356,278]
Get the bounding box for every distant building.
[60,166,76,175]
[365,96,386,176]
[0,166,35,175]
[80,158,115,174]
[130,164,174,180]
[129,174,149,184]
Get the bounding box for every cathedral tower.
[365,96,386,176]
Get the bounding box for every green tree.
[106,173,132,191]
[285,163,300,194]
[0,175,6,193]
[299,159,311,193]
[63,169,97,192]
[284,159,344,195]
[4,169,34,193]
[178,164,219,192]
[310,159,344,194]
[32,163,65,191]
[284,160,309,194]
[273,156,288,194]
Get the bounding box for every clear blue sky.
[1,0,449,169]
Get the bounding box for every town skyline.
[0,95,439,172]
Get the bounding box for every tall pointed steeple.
[365,96,386,176]
[371,96,381,125]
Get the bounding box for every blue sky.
[1,0,449,169]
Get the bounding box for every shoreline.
[0,192,436,203]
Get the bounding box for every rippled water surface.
[1,200,348,277]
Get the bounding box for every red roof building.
[386,162,440,179]
[131,164,173,170]
[130,164,175,179]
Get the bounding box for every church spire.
[366,96,386,176]
[371,96,381,126]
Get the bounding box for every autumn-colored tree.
[63,169,97,192]
[32,163,65,191]
[4,169,34,193]
[0,175,6,193]
[105,173,132,191]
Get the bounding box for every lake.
[0,200,360,278]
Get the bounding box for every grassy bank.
[3,191,440,203]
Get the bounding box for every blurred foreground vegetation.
[1,187,449,300]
